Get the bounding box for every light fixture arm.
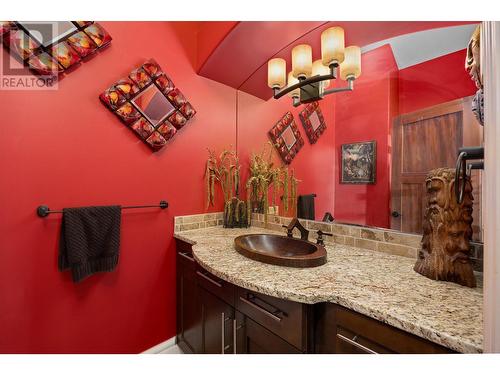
[273,64,337,99]
[322,77,355,95]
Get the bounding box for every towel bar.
[37,200,168,218]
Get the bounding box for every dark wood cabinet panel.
[200,288,234,354]
[235,288,311,352]
[315,304,454,354]
[335,326,394,354]
[196,264,235,306]
[235,311,301,354]
[177,238,195,256]
[176,244,202,354]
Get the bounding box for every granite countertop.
[174,226,483,354]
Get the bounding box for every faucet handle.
[316,230,332,245]
[282,225,293,238]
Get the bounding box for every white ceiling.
[361,23,479,70]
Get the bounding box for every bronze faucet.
[282,217,333,245]
[282,218,309,241]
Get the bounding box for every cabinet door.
[235,311,302,354]
[176,251,202,354]
[200,288,234,354]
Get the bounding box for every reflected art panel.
[341,141,376,184]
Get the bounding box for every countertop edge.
[174,232,197,245]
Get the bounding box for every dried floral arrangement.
[205,148,248,228]
[246,142,300,223]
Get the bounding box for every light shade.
[321,27,345,66]
[312,59,330,88]
[292,44,312,79]
[267,58,286,88]
[287,72,300,98]
[340,46,361,80]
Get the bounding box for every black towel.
[297,194,315,220]
[59,205,121,282]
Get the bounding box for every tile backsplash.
[174,212,223,232]
[250,213,420,259]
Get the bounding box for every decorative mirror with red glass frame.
[268,111,304,164]
[100,58,196,152]
[0,21,111,78]
[299,101,327,144]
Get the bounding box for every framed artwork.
[299,101,327,144]
[268,112,304,164]
[341,141,376,184]
[0,21,111,77]
[100,58,196,152]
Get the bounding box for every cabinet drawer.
[176,239,196,269]
[196,265,235,307]
[236,288,307,351]
[335,326,393,354]
[176,238,194,256]
[334,305,453,354]
[236,312,302,354]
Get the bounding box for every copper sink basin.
[234,234,327,268]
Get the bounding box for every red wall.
[237,90,336,220]
[398,49,477,114]
[333,44,398,228]
[0,22,236,353]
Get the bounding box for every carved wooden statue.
[465,25,484,125]
[414,168,476,287]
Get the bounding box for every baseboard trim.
[141,336,176,354]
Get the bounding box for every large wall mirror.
[236,22,483,242]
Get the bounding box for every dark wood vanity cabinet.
[176,238,455,354]
[314,304,454,354]
[176,238,308,354]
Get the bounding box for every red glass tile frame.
[268,111,304,164]
[99,58,196,152]
[299,101,327,144]
[0,21,111,77]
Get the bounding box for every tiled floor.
[159,344,184,354]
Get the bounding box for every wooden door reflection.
[391,97,483,240]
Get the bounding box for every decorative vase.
[224,197,249,228]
